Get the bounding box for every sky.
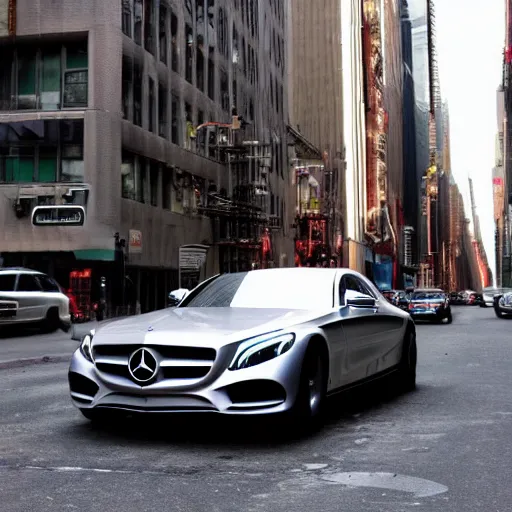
[435,0,504,283]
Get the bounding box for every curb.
[0,354,70,371]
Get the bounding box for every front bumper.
[68,340,307,416]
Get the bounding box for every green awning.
[74,249,116,261]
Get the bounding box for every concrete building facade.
[0,0,292,313]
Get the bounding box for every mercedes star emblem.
[128,348,158,383]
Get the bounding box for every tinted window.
[411,292,444,301]
[182,273,247,307]
[17,274,41,292]
[0,274,16,292]
[36,275,60,292]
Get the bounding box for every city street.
[1,306,511,512]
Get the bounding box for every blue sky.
[435,0,504,282]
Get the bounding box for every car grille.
[92,344,216,385]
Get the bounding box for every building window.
[162,168,172,209]
[197,49,205,92]
[0,41,88,111]
[61,143,84,183]
[137,157,147,203]
[158,81,168,138]
[133,61,142,127]
[122,150,136,200]
[218,7,227,58]
[185,24,193,83]
[171,10,179,72]
[134,0,143,45]
[220,69,229,111]
[149,160,159,206]
[232,26,239,66]
[63,42,88,108]
[208,48,215,100]
[0,119,84,184]
[148,77,155,133]
[171,94,180,144]
[122,56,133,121]
[159,4,168,64]
[122,0,133,37]
[144,0,155,55]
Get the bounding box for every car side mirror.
[344,290,376,308]
[168,288,189,307]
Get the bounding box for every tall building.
[494,87,507,287]
[289,0,367,269]
[502,0,512,286]
[288,0,344,267]
[0,0,293,313]
[401,0,419,282]
[469,177,492,289]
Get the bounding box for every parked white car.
[0,268,71,332]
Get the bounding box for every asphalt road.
[1,306,511,511]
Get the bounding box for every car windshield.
[411,292,444,301]
[181,270,335,310]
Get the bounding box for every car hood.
[94,307,328,346]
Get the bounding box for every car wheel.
[495,309,505,319]
[397,330,417,393]
[291,344,327,427]
[42,308,60,333]
[445,310,453,324]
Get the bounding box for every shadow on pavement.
[69,379,420,449]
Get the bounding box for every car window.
[16,274,42,292]
[36,275,60,293]
[0,274,16,292]
[181,270,336,309]
[340,275,373,304]
[411,292,444,300]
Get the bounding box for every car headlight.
[80,330,95,362]
[499,297,505,306]
[229,333,295,371]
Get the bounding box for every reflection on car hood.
[95,307,328,346]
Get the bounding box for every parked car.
[483,287,510,308]
[0,268,71,332]
[394,290,410,311]
[408,288,452,324]
[69,268,417,428]
[493,291,512,318]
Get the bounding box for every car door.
[15,274,47,322]
[361,277,406,372]
[339,274,403,384]
[337,274,381,385]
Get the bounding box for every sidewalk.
[0,320,104,370]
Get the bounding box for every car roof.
[413,288,444,293]
[0,267,43,275]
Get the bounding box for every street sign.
[32,205,85,227]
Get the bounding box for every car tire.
[495,309,505,319]
[290,344,327,429]
[42,308,60,333]
[397,330,417,393]
[445,310,453,324]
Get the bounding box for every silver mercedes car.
[68,268,417,425]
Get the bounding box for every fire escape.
[288,127,336,267]
[196,116,273,272]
